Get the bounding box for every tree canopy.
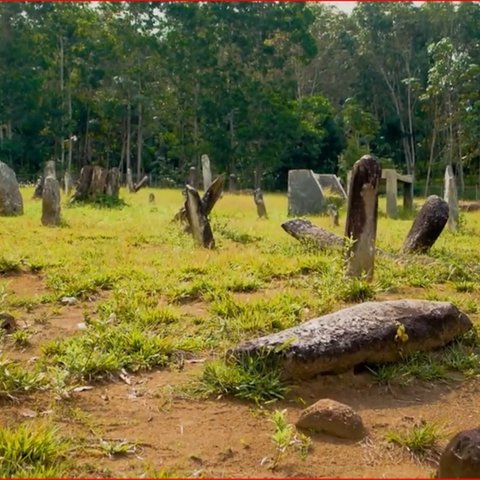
[1,2,479,194]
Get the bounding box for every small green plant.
[93,439,137,458]
[12,329,31,347]
[197,353,288,404]
[268,409,311,470]
[0,423,68,477]
[0,357,45,398]
[385,421,443,458]
[454,280,475,293]
[340,277,377,303]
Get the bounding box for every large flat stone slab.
[231,300,471,379]
[288,169,325,216]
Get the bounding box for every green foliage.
[0,357,45,398]
[386,422,443,457]
[0,423,68,477]
[197,354,288,404]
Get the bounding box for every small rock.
[61,296,78,306]
[77,322,87,330]
[438,428,480,478]
[0,312,17,333]
[296,398,366,440]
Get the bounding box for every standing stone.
[403,195,449,254]
[105,167,120,198]
[90,166,108,195]
[228,174,237,193]
[0,161,23,216]
[444,165,459,231]
[316,174,347,200]
[345,155,381,280]
[44,160,56,179]
[403,181,413,211]
[64,171,73,195]
[148,193,155,204]
[126,168,134,192]
[188,166,199,189]
[71,165,94,202]
[383,169,398,218]
[201,154,212,191]
[253,188,267,218]
[288,169,325,216]
[185,184,215,249]
[33,176,44,199]
[438,428,480,478]
[327,204,339,227]
[41,176,61,226]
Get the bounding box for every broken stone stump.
[444,165,459,231]
[0,161,23,216]
[41,175,61,226]
[403,195,449,254]
[185,184,215,249]
[90,166,108,195]
[71,165,94,202]
[438,428,480,478]
[296,399,365,440]
[148,193,155,204]
[201,154,212,191]
[231,300,471,380]
[188,166,199,190]
[327,204,339,227]
[288,169,325,216]
[282,219,343,249]
[105,167,120,198]
[345,155,381,280]
[229,174,237,193]
[253,188,268,218]
[33,176,44,199]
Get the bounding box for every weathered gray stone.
[33,176,44,199]
[188,166,199,190]
[327,204,339,227]
[288,169,325,216]
[44,160,56,179]
[0,161,23,216]
[315,174,347,200]
[403,195,449,254]
[148,192,155,204]
[253,188,267,218]
[438,428,480,478]
[296,399,365,440]
[64,171,73,195]
[282,219,343,248]
[229,174,237,193]
[231,300,471,380]
[41,176,61,226]
[185,184,215,249]
[105,167,120,198]
[127,168,134,192]
[201,154,212,191]
[383,169,398,218]
[345,155,381,281]
[444,165,459,231]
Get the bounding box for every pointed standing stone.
[201,154,212,191]
[444,165,459,231]
[41,175,61,226]
[44,160,56,179]
[403,195,449,254]
[64,171,73,195]
[188,166,199,189]
[185,184,215,249]
[383,169,398,218]
[0,161,23,216]
[253,188,267,218]
[344,155,381,280]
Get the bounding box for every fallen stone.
[281,219,343,248]
[438,428,480,478]
[231,300,472,379]
[296,399,365,440]
[0,161,23,216]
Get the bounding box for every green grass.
[0,357,45,398]
[386,422,444,458]
[0,423,68,477]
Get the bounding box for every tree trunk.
[59,35,65,167]
[425,119,437,198]
[126,101,131,183]
[67,80,73,174]
[137,101,142,180]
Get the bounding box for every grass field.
[0,187,479,477]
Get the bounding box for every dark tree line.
[0,2,479,194]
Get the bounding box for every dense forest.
[1,2,479,195]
